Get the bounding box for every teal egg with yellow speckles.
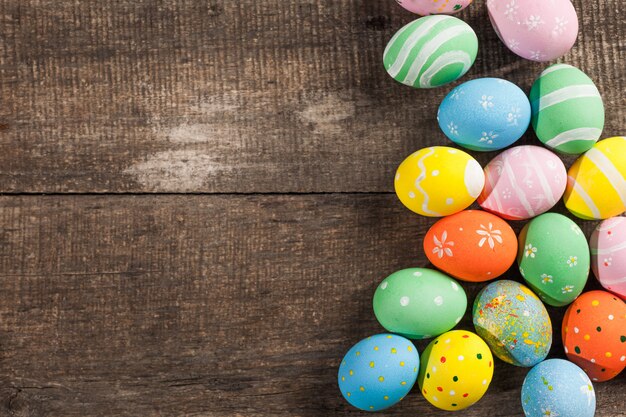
[383,16,478,89]
[521,359,596,417]
[530,64,605,154]
[338,334,419,411]
[517,213,590,307]
[473,280,552,367]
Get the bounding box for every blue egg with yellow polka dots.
[338,334,419,411]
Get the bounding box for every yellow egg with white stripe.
[395,146,485,217]
[564,137,626,220]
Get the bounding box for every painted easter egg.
[417,330,493,411]
[424,210,517,282]
[521,359,595,417]
[517,213,590,307]
[478,145,567,220]
[396,0,473,16]
[487,0,578,62]
[473,280,552,367]
[395,146,484,217]
[530,64,604,154]
[438,78,531,151]
[564,136,626,220]
[373,268,467,339]
[338,334,420,411]
[590,217,626,299]
[383,16,478,89]
[562,291,626,382]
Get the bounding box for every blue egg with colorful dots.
[521,359,596,417]
[338,334,419,411]
[437,78,531,151]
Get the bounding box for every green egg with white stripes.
[383,16,478,89]
[530,64,605,155]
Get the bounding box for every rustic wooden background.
[0,1,624,416]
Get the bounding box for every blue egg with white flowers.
[521,359,596,417]
[437,78,531,151]
[338,334,419,411]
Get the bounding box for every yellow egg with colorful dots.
[417,330,494,411]
[394,146,485,217]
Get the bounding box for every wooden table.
[0,1,624,416]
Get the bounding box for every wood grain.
[0,196,623,416]
[0,1,624,416]
[0,0,623,193]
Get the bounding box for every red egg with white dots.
[562,290,626,382]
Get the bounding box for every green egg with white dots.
[373,268,467,339]
[517,213,590,307]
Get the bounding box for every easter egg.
[521,359,595,417]
[424,210,517,282]
[517,213,590,307]
[395,146,484,217]
[417,330,493,411]
[562,291,626,382]
[473,280,552,367]
[438,78,531,151]
[338,334,420,411]
[383,16,478,89]
[478,145,566,220]
[590,217,626,299]
[373,268,467,339]
[564,136,626,220]
[530,64,604,154]
[396,0,472,16]
[487,0,578,62]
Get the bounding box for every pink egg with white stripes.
[590,217,626,299]
[478,145,567,220]
[487,0,578,61]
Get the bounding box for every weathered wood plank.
[0,195,623,416]
[0,0,623,193]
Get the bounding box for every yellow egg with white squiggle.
[394,146,485,217]
[564,137,626,220]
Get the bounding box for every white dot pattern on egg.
[395,146,485,217]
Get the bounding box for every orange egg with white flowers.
[424,210,517,282]
[562,290,626,382]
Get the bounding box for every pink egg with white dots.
[396,0,473,16]
[590,217,626,300]
[478,145,567,220]
[487,0,578,61]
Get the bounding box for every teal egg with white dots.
[338,334,420,411]
[383,15,478,89]
[530,64,605,154]
[521,359,596,417]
